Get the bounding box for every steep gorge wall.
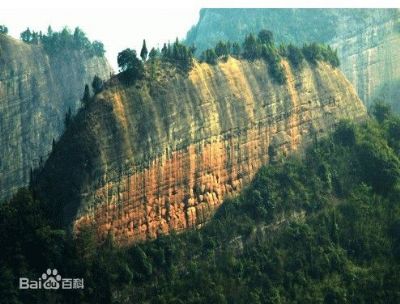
[186,9,400,108]
[0,34,112,201]
[330,10,400,109]
[37,58,366,245]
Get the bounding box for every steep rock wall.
[330,10,400,108]
[0,34,112,201]
[37,58,366,245]
[186,9,400,108]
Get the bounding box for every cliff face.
[330,10,400,109]
[186,9,400,108]
[0,34,112,201]
[37,58,366,245]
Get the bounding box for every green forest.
[114,29,339,87]
[19,26,105,57]
[1,102,399,303]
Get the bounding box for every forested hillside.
[1,103,399,303]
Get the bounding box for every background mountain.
[186,9,400,109]
[0,32,112,201]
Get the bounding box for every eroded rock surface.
[0,35,112,200]
[37,58,366,244]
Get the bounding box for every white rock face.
[330,10,400,108]
[0,35,113,201]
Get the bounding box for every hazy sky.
[1,0,397,70]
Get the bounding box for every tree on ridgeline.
[189,45,197,55]
[242,33,260,60]
[0,25,8,35]
[81,84,91,106]
[258,29,274,45]
[286,44,304,68]
[160,38,194,72]
[302,43,339,67]
[91,40,105,57]
[20,28,32,42]
[231,42,241,57]
[47,25,53,37]
[214,41,230,58]
[64,107,72,127]
[148,47,159,61]
[140,39,148,61]
[117,48,144,84]
[73,27,90,48]
[92,75,104,94]
[201,48,218,65]
[19,25,105,58]
[161,43,169,58]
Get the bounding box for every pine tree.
[82,84,91,106]
[20,28,32,43]
[148,48,159,60]
[47,25,53,37]
[140,39,148,62]
[242,34,260,60]
[0,25,8,35]
[117,48,144,84]
[64,107,72,127]
[92,75,103,94]
[258,29,274,45]
[232,42,241,57]
[161,43,168,58]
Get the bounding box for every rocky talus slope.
[0,34,112,201]
[37,58,366,244]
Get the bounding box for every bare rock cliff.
[37,58,366,245]
[330,10,400,108]
[0,34,112,201]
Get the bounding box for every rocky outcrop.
[0,34,112,201]
[36,58,366,245]
[186,9,400,108]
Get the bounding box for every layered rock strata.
[37,58,366,244]
[0,34,112,200]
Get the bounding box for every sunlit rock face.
[37,58,366,245]
[0,34,112,201]
[186,8,400,109]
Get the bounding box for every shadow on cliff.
[33,98,126,229]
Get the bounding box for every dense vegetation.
[116,30,338,86]
[199,29,339,84]
[116,38,194,84]
[19,26,105,57]
[0,24,8,35]
[1,103,400,303]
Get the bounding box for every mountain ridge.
[35,56,366,244]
